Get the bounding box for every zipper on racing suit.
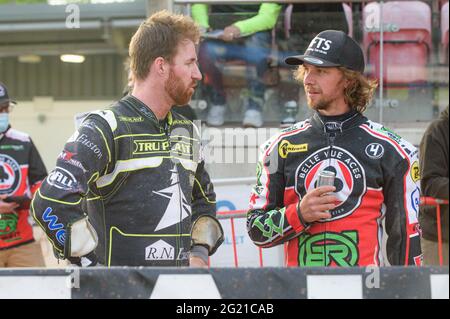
[161,117,183,267]
[318,112,358,266]
[127,96,187,266]
[322,123,337,266]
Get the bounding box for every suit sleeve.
[190,122,216,221]
[419,122,449,200]
[190,143,217,261]
[28,139,47,195]
[31,116,113,258]
[191,160,216,220]
[384,146,422,266]
[247,137,309,248]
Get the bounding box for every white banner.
[210,178,284,267]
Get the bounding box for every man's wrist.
[67,251,99,267]
[190,245,209,265]
[296,202,310,228]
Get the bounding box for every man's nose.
[303,71,314,86]
[192,63,202,81]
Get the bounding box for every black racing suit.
[32,95,216,266]
[247,111,422,266]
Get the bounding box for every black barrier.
[0,266,447,299]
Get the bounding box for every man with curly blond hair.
[247,30,423,267]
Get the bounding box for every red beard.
[165,70,195,106]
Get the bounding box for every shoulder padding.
[86,110,118,133]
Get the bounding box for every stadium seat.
[441,1,449,64]
[284,3,353,38]
[363,1,432,84]
[342,3,353,37]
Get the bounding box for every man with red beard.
[247,30,422,267]
[32,11,223,267]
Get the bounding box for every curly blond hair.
[294,65,378,113]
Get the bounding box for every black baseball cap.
[0,82,17,105]
[285,30,365,73]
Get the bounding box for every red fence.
[420,196,449,266]
[213,196,449,267]
[213,210,256,267]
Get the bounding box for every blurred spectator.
[419,105,449,265]
[278,3,348,57]
[192,3,282,127]
[0,82,47,267]
[277,3,349,126]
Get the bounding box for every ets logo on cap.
[308,36,333,54]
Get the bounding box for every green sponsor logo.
[281,124,301,133]
[298,231,359,266]
[133,140,192,156]
[378,126,402,144]
[252,209,285,239]
[118,116,144,123]
[254,162,264,195]
[133,140,170,154]
[172,119,192,125]
[0,213,18,236]
[0,145,24,151]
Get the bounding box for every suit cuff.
[285,203,310,233]
[190,245,209,264]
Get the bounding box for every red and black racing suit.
[0,127,47,250]
[247,111,422,266]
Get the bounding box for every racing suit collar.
[313,110,362,134]
[124,95,174,134]
[124,94,159,123]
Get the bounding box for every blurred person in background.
[419,105,449,265]
[0,82,47,267]
[192,3,282,127]
[276,3,349,126]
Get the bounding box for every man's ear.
[152,57,166,76]
[343,79,349,89]
[343,76,353,90]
